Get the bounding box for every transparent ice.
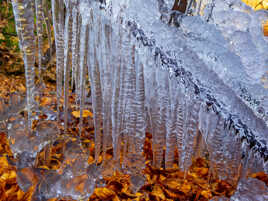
[8,0,268,200]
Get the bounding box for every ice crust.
[230,178,268,201]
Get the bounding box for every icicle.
[205,107,219,144]
[35,0,44,81]
[198,103,208,138]
[206,115,225,181]
[181,95,200,173]
[134,57,146,160]
[71,4,78,90]
[63,1,72,132]
[42,0,52,59]
[120,33,136,167]
[101,19,113,159]
[175,89,186,170]
[111,16,128,165]
[71,1,81,101]
[52,0,65,121]
[240,139,251,179]
[150,62,169,168]
[264,160,268,175]
[11,0,36,131]
[78,19,89,136]
[195,103,211,159]
[87,8,103,161]
[165,78,177,169]
[205,114,242,185]
[225,127,242,185]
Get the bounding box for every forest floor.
[0,56,267,201]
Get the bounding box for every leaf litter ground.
[0,73,268,201]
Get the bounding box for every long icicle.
[134,49,146,159]
[35,0,44,82]
[121,31,136,168]
[79,22,89,136]
[87,8,103,161]
[42,0,53,58]
[181,96,200,174]
[63,1,72,133]
[71,2,79,95]
[11,0,36,131]
[101,18,113,160]
[165,78,178,169]
[111,15,126,166]
[151,63,169,169]
[52,0,65,122]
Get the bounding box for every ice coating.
[230,178,268,201]
[9,0,268,200]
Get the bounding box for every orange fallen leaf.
[40,97,52,106]
[72,110,93,118]
[94,187,116,199]
[264,20,268,36]
[151,184,165,200]
[201,190,212,199]
[251,172,268,186]
[180,182,191,194]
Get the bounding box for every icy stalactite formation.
[10,0,268,200]
[35,0,44,81]
[11,0,36,130]
[51,0,65,120]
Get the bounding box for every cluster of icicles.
[9,0,268,199]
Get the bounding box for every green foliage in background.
[0,0,19,52]
[0,0,24,74]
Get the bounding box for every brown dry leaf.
[93,187,116,200]
[212,180,234,197]
[73,174,88,194]
[263,20,268,36]
[251,172,268,186]
[151,184,165,200]
[40,97,53,106]
[20,167,39,185]
[0,169,16,180]
[0,157,9,169]
[180,182,191,194]
[0,71,268,201]
[72,110,93,118]
[201,190,213,199]
[17,83,26,93]
[163,178,181,191]
[87,156,94,164]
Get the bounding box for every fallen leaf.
[264,20,268,36]
[72,110,93,118]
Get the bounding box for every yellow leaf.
[151,185,165,200]
[180,182,191,194]
[88,156,94,164]
[0,33,5,40]
[72,110,93,118]
[0,157,9,169]
[94,187,116,199]
[201,190,212,199]
[40,97,52,106]
[1,170,16,180]
[17,84,26,92]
